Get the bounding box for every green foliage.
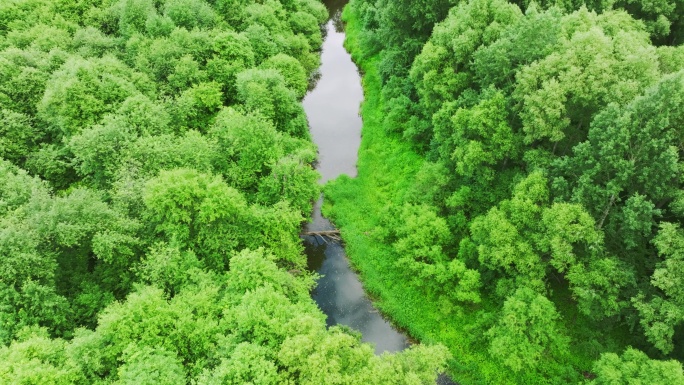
[0,328,80,385]
[0,159,141,342]
[0,46,62,117]
[432,89,523,225]
[226,248,315,301]
[163,0,219,30]
[555,71,684,248]
[143,168,250,271]
[289,10,322,49]
[566,256,635,319]
[0,2,454,382]
[82,284,225,377]
[471,5,564,93]
[170,81,223,130]
[116,345,186,385]
[589,347,684,384]
[236,68,309,137]
[373,0,457,81]
[279,327,451,385]
[513,9,660,151]
[5,24,72,53]
[381,204,481,304]
[142,167,312,270]
[71,26,118,58]
[612,0,684,43]
[470,172,603,295]
[114,0,158,38]
[633,223,684,354]
[410,0,522,118]
[0,156,46,214]
[0,282,71,346]
[260,53,309,98]
[515,0,684,43]
[205,30,256,99]
[38,55,155,137]
[209,108,283,192]
[136,242,204,294]
[197,342,279,385]
[446,90,520,179]
[656,45,684,74]
[255,155,320,215]
[328,1,684,382]
[68,118,135,188]
[487,287,569,372]
[392,204,450,265]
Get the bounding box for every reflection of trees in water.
[303,235,328,272]
[307,69,322,92]
[321,24,328,40]
[332,10,344,33]
[323,0,348,32]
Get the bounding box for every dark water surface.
[302,2,456,383]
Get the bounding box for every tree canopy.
[0,0,449,383]
[334,0,684,382]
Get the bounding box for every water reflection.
[304,235,326,272]
[304,200,410,354]
[302,16,408,353]
[323,0,350,26]
[302,19,362,183]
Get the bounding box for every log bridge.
[301,230,341,242]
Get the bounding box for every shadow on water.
[304,235,327,272]
[301,1,458,384]
[323,0,350,23]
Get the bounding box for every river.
[301,1,455,384]
[301,0,410,354]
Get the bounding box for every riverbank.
[323,5,577,384]
[301,7,413,353]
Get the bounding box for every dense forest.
[324,0,684,383]
[0,0,451,383]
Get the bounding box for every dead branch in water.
[301,230,341,242]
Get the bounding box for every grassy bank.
[324,6,520,383]
[323,4,629,384]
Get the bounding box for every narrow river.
[302,0,410,354]
[302,2,456,384]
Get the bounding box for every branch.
[301,230,342,241]
[597,194,616,230]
